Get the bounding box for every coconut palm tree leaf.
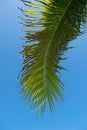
[19,0,87,115]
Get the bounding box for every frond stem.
[43,0,73,87]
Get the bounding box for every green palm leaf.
[19,0,87,115]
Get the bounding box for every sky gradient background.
[0,0,87,130]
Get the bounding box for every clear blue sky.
[0,0,87,130]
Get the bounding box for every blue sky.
[0,0,87,130]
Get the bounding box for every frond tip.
[19,0,87,116]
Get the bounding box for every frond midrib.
[43,0,73,87]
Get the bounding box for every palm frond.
[19,0,87,115]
